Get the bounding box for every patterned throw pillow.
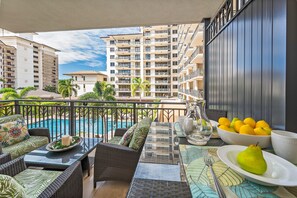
[0,118,30,147]
[129,118,152,151]
[118,124,138,146]
[0,174,26,198]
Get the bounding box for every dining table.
[126,122,297,198]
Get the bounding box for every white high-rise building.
[0,35,59,89]
[102,25,180,100]
[177,23,204,101]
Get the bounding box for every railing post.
[133,103,137,124]
[15,100,20,115]
[69,101,75,136]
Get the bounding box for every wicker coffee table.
[24,138,101,175]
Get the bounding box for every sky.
[33,27,141,79]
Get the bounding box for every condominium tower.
[0,41,16,88]
[102,24,204,101]
[177,23,204,101]
[102,25,180,100]
[0,35,59,89]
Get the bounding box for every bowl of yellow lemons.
[217,117,272,148]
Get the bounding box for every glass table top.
[24,138,101,168]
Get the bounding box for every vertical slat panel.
[227,24,233,118]
[251,0,262,120]
[237,12,245,119]
[244,4,252,117]
[272,0,286,129]
[262,0,273,123]
[232,19,238,118]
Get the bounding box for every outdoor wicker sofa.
[0,114,50,159]
[0,157,83,198]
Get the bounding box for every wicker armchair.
[206,109,227,121]
[0,157,83,198]
[93,128,143,187]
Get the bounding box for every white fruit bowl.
[271,130,297,164]
[217,127,271,148]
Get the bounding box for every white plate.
[217,145,297,186]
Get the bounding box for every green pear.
[230,117,240,128]
[237,144,267,175]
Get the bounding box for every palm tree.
[78,81,115,101]
[131,77,150,101]
[1,86,37,100]
[58,79,79,99]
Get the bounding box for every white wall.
[73,75,98,96]
[15,41,34,88]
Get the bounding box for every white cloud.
[33,27,140,65]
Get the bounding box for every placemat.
[179,144,297,198]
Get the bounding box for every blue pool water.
[28,119,132,137]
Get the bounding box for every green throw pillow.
[129,118,152,151]
[0,174,26,198]
[118,124,138,146]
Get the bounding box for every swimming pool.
[28,118,133,138]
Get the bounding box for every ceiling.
[0,0,224,33]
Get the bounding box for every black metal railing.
[206,0,251,42]
[0,100,186,142]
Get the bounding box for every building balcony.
[155,72,170,76]
[116,80,130,84]
[154,88,171,92]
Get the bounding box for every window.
[173,85,178,89]
[135,47,140,52]
[75,76,77,81]
[145,54,150,60]
[173,77,178,81]
[135,39,140,44]
[82,76,85,81]
[110,70,115,74]
[110,47,115,52]
[173,61,178,65]
[172,30,178,34]
[104,78,107,81]
[110,77,115,81]
[172,38,177,42]
[83,84,86,88]
[110,62,115,67]
[146,62,151,67]
[110,55,115,59]
[110,40,115,44]
[173,69,178,73]
[172,45,178,50]
[135,54,140,60]
[173,53,178,58]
